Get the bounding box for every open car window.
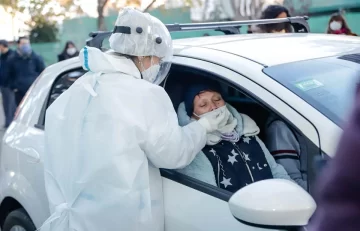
[163,63,316,197]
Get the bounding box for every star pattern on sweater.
[231,149,239,157]
[243,137,251,144]
[220,177,232,188]
[228,154,238,165]
[242,152,251,161]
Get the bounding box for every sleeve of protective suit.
[265,120,307,190]
[143,86,207,169]
[255,136,291,181]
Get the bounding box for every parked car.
[0,18,359,231]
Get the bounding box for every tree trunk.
[97,0,109,31]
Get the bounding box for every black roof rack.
[86,16,309,50]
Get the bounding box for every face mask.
[141,64,160,83]
[67,47,77,56]
[330,21,342,31]
[20,44,32,56]
[194,105,230,128]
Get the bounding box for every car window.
[37,68,86,128]
[164,63,313,196]
[48,69,87,107]
[263,57,360,126]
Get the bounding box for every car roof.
[173,33,360,66]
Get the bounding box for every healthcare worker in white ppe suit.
[41,7,227,231]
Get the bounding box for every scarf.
[193,106,239,145]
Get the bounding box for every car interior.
[44,64,310,195]
[163,64,272,141]
[163,64,310,192]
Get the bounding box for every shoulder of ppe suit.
[139,85,176,114]
[79,47,141,78]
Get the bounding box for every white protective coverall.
[41,8,226,231]
[41,46,207,231]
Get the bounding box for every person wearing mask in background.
[307,81,360,231]
[327,13,357,36]
[40,7,225,231]
[0,40,16,129]
[7,37,45,105]
[57,41,79,62]
[257,4,292,33]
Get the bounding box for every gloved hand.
[197,107,229,133]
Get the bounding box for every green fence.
[31,6,360,66]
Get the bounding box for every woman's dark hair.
[259,5,292,33]
[327,13,352,34]
[61,41,77,55]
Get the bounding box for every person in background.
[257,4,292,33]
[307,81,360,231]
[57,41,79,62]
[0,40,16,128]
[7,37,45,105]
[327,13,357,36]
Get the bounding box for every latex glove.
[197,108,228,133]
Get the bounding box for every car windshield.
[263,56,360,126]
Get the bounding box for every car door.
[161,56,320,231]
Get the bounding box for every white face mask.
[141,64,160,83]
[67,47,77,56]
[194,105,230,128]
[330,21,342,31]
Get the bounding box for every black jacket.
[7,51,45,93]
[58,51,79,62]
[0,49,15,87]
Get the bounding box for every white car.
[1,18,360,231]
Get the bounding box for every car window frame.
[165,56,321,196]
[35,67,87,130]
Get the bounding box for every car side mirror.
[228,179,316,229]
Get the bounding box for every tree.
[0,0,83,42]
[26,0,75,42]
[97,0,110,31]
[284,0,312,16]
[96,0,159,31]
[0,0,25,40]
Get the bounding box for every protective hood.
[178,102,260,137]
[109,7,172,59]
[79,46,141,79]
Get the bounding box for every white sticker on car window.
[295,79,324,91]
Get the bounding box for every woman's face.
[67,43,75,49]
[193,90,225,119]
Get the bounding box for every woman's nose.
[210,102,218,111]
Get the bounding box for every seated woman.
[176,83,291,192]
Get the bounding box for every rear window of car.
[263,57,360,126]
